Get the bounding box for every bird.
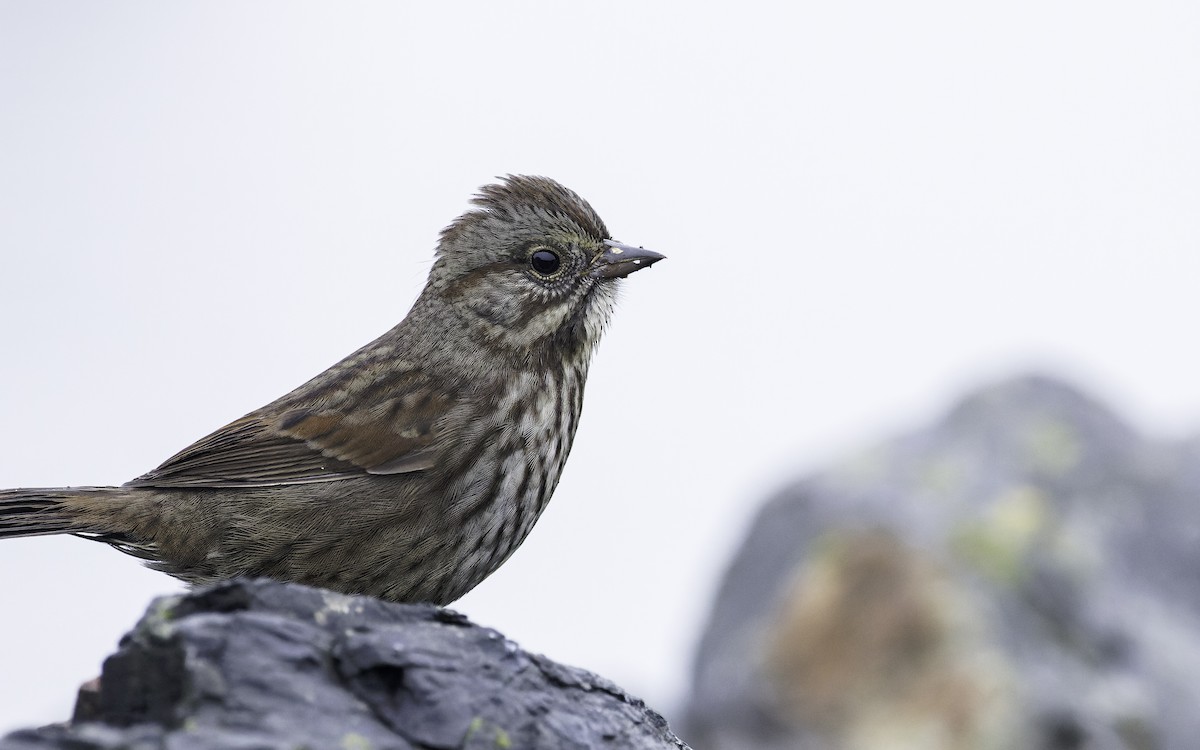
[0,175,664,604]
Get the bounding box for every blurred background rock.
[683,375,1197,750]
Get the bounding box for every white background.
[2,1,1198,735]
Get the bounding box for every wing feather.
[128,381,455,489]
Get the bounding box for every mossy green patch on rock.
[340,731,371,750]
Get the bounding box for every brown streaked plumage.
[0,175,664,604]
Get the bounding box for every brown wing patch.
[128,417,360,488]
[273,396,446,475]
[129,388,454,488]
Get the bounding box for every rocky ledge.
[2,579,688,750]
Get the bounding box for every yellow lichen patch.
[951,486,1049,583]
[340,732,372,750]
[150,594,182,624]
[1024,418,1081,475]
[991,486,1047,541]
[465,717,484,739]
[463,718,511,748]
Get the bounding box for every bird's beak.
[592,240,666,279]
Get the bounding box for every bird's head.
[427,175,663,360]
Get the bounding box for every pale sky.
[2,1,1199,734]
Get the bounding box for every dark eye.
[530,248,561,276]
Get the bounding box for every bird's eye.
[529,248,561,276]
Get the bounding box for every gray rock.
[2,579,688,750]
[684,374,1200,750]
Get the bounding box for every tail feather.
[0,487,110,539]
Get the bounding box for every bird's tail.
[0,487,117,539]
